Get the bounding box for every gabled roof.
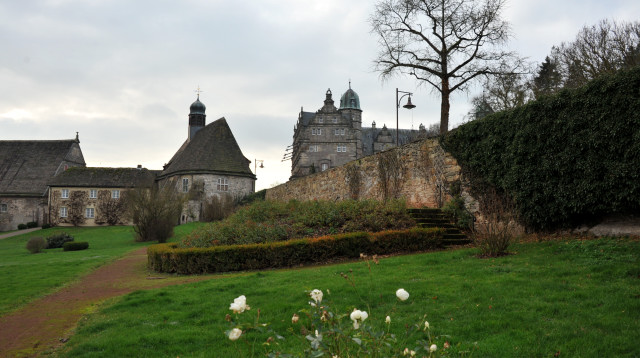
[48,167,159,188]
[158,118,255,179]
[0,139,85,196]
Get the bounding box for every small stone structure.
[268,138,473,209]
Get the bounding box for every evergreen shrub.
[46,232,74,249]
[17,224,27,230]
[149,228,443,274]
[26,221,38,228]
[443,66,640,230]
[63,241,89,251]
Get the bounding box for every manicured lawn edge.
[148,227,444,274]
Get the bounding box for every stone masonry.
[267,138,474,210]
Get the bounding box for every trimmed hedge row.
[443,66,640,230]
[63,241,89,251]
[148,227,444,274]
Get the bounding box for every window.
[332,117,338,123]
[334,128,340,135]
[112,190,120,199]
[337,145,347,153]
[85,207,95,218]
[318,117,324,123]
[217,178,229,191]
[309,145,319,152]
[182,178,189,193]
[61,189,69,199]
[312,128,317,135]
[341,129,346,135]
[89,189,97,199]
[334,128,346,136]
[318,129,322,135]
[321,163,329,171]
[60,207,68,218]
[0,203,7,213]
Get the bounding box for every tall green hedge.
[443,66,640,230]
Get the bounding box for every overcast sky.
[1,0,638,190]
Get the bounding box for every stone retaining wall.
[266,138,472,209]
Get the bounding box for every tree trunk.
[440,78,450,134]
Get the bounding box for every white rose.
[310,289,323,304]
[228,328,242,341]
[229,295,247,313]
[424,320,430,329]
[430,344,437,352]
[396,288,410,301]
[385,315,391,324]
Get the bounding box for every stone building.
[0,137,85,231]
[47,167,158,226]
[289,84,427,179]
[156,95,256,223]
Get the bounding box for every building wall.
[162,173,255,223]
[0,196,46,231]
[48,187,131,227]
[268,138,474,209]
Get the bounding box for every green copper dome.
[339,87,361,110]
[190,95,206,115]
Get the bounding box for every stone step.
[409,208,468,246]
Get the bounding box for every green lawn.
[0,223,204,316]
[58,237,640,357]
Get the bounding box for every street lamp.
[396,88,416,146]
[254,159,264,174]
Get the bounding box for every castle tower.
[339,82,363,159]
[188,94,206,141]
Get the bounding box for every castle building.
[289,84,427,179]
[157,95,256,223]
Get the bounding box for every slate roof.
[48,167,159,188]
[361,127,423,156]
[158,118,255,179]
[0,140,85,196]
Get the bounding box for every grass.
[57,237,640,357]
[0,223,205,316]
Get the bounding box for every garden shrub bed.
[148,227,443,274]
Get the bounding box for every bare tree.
[551,19,640,89]
[126,184,185,243]
[469,67,532,119]
[371,0,523,134]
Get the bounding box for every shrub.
[149,228,443,274]
[127,185,185,243]
[441,196,474,230]
[42,223,52,229]
[473,187,518,257]
[26,221,38,228]
[46,233,74,249]
[17,224,27,230]
[180,199,415,249]
[201,193,236,222]
[63,241,89,251]
[26,237,46,254]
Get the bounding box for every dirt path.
[0,247,214,357]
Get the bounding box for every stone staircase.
[408,208,471,246]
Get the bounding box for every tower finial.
[195,85,203,99]
[349,78,351,89]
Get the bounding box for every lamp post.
[254,159,264,174]
[396,88,416,146]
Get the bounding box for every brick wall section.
[267,138,470,209]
